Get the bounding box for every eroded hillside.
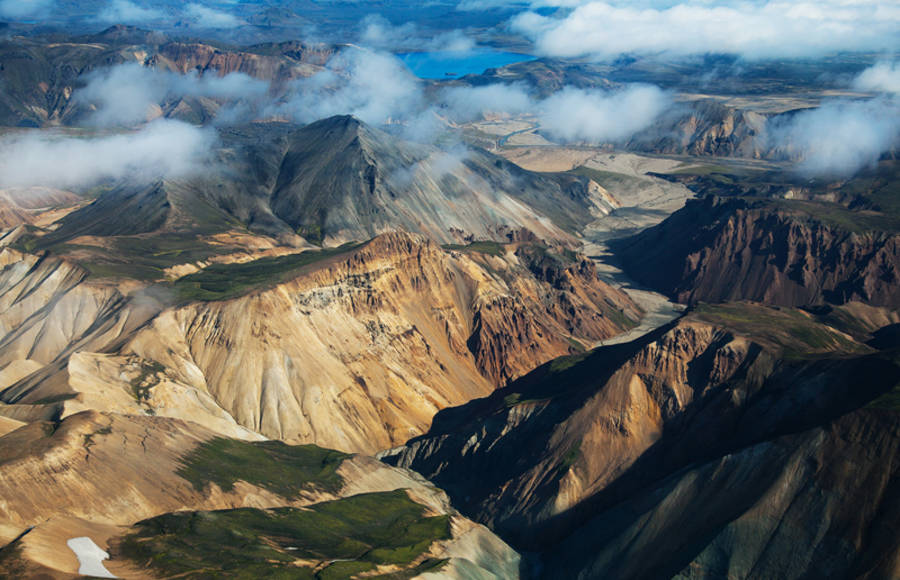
[0,232,639,454]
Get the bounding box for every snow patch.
[66,537,117,578]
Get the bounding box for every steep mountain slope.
[0,411,519,578]
[0,247,164,412]
[383,302,900,578]
[0,188,81,229]
[0,233,639,454]
[611,195,900,308]
[107,233,638,453]
[45,117,608,252]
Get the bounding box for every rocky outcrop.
[153,41,332,82]
[611,195,900,308]
[382,304,900,578]
[629,100,769,158]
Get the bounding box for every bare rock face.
[153,41,333,82]
[629,100,769,158]
[119,232,639,453]
[612,195,900,308]
[382,304,900,578]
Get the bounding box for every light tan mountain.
[0,188,81,229]
[0,233,639,454]
[0,410,519,579]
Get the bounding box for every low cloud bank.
[0,0,53,19]
[509,1,900,60]
[77,63,270,127]
[276,48,424,126]
[853,62,900,94]
[98,0,163,24]
[360,15,476,53]
[539,86,670,142]
[768,97,900,177]
[184,3,244,29]
[0,120,215,189]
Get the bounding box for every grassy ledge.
[170,242,363,302]
[116,490,451,579]
[176,437,350,498]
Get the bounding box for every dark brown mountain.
[383,302,900,579]
[43,117,607,252]
[609,194,900,308]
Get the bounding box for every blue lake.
[399,50,535,79]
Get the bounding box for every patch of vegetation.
[39,422,57,438]
[297,224,324,246]
[318,560,376,580]
[170,242,363,302]
[866,383,900,412]
[569,165,645,189]
[442,240,505,257]
[692,302,869,358]
[763,197,900,235]
[82,425,112,448]
[567,337,586,353]
[176,437,350,498]
[0,539,28,579]
[558,441,582,472]
[549,351,592,374]
[31,233,233,282]
[130,360,165,403]
[116,490,451,579]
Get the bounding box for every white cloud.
[98,0,163,23]
[768,97,900,177]
[278,48,424,126]
[0,0,53,19]
[359,14,476,52]
[76,63,270,127]
[538,85,671,142]
[439,83,534,121]
[510,1,900,60]
[853,62,900,94]
[0,121,216,189]
[184,3,244,28]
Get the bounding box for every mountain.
[0,187,81,229]
[0,31,333,127]
[627,99,769,158]
[610,194,900,308]
[0,410,519,578]
[0,233,640,454]
[382,302,900,578]
[42,117,612,256]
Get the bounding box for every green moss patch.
[442,240,506,257]
[170,242,363,302]
[691,302,870,358]
[116,490,451,579]
[176,438,349,498]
